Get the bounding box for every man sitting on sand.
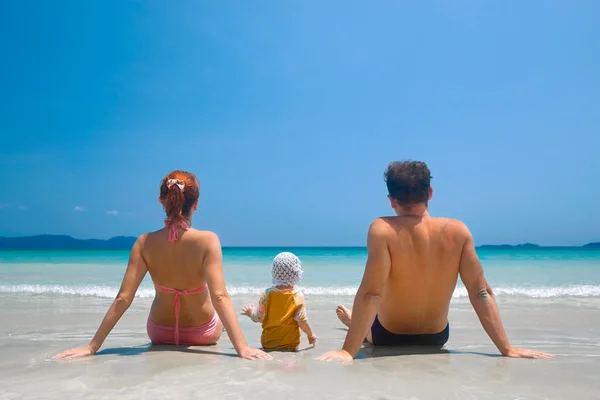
[318,161,553,362]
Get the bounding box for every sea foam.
[1,284,600,298]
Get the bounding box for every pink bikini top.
[154,282,208,346]
[158,218,207,345]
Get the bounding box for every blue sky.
[1,1,598,246]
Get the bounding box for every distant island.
[477,243,541,250]
[480,242,600,250]
[0,235,599,251]
[0,235,137,250]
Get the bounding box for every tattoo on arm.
[477,288,491,302]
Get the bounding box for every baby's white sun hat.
[272,252,303,286]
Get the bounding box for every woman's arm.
[54,235,149,359]
[203,232,272,360]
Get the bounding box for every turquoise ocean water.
[1,247,600,300]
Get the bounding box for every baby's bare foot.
[336,304,352,327]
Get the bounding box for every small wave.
[227,286,362,296]
[1,284,600,299]
[0,284,156,298]
[475,286,600,298]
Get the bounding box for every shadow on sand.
[334,328,500,359]
[263,344,315,353]
[96,343,239,358]
[357,345,500,359]
[95,343,315,358]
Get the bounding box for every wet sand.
[1,294,599,399]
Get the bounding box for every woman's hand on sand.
[316,349,353,363]
[238,346,273,361]
[504,347,553,359]
[308,334,317,346]
[240,304,255,317]
[53,345,95,360]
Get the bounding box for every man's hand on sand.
[316,350,353,363]
[504,347,553,359]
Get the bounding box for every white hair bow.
[166,179,185,191]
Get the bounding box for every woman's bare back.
[143,226,216,327]
[54,170,271,360]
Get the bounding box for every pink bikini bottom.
[146,313,220,346]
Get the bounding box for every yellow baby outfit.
[255,287,307,351]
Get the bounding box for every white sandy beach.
[1,294,599,399]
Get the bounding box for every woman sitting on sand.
[55,170,271,360]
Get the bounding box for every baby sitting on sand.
[241,252,316,351]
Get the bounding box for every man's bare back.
[318,160,553,362]
[335,214,466,346]
[359,215,464,335]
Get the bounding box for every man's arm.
[458,222,552,359]
[318,219,391,360]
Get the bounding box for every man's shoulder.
[371,217,391,227]
[433,217,471,238]
[369,217,395,235]
[432,216,466,227]
[370,216,471,237]
[373,216,466,228]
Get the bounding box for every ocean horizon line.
[0,234,599,250]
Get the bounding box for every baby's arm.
[295,293,316,345]
[299,320,316,345]
[241,291,266,323]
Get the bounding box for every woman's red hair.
[159,170,200,222]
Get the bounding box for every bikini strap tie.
[154,283,208,346]
[164,219,190,244]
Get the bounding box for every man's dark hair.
[384,161,432,207]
